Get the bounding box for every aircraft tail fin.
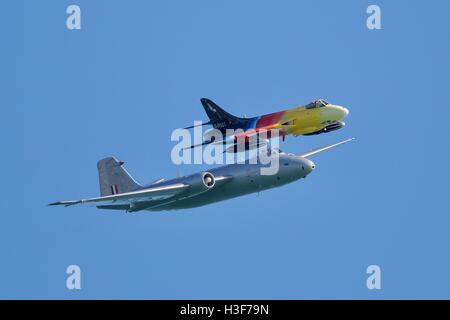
[97,157,142,196]
[200,98,243,130]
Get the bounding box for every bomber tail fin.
[97,157,142,196]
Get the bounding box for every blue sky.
[1,0,449,299]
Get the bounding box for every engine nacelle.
[202,172,215,188]
[303,121,345,136]
[170,172,216,203]
[187,171,216,195]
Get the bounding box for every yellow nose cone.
[321,105,349,122]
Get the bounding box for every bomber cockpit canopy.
[263,148,294,156]
[305,99,330,109]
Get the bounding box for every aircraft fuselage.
[131,154,314,211]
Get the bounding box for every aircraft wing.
[186,126,284,150]
[49,175,233,211]
[184,139,222,150]
[299,138,355,158]
[48,183,190,207]
[273,118,297,130]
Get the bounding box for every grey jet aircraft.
[49,138,354,212]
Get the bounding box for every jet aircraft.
[49,138,354,212]
[185,98,350,152]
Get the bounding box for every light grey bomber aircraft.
[49,138,354,212]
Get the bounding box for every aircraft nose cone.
[335,106,349,119]
[302,158,315,174]
[308,160,315,172]
[320,105,349,123]
[342,107,349,117]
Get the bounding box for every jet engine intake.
[202,172,215,188]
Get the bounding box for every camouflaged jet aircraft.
[49,138,354,212]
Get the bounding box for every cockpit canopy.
[264,148,295,157]
[305,99,330,109]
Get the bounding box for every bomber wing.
[49,175,233,212]
[48,183,189,207]
[298,138,355,158]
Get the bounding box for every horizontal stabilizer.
[48,200,82,207]
[183,121,212,130]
